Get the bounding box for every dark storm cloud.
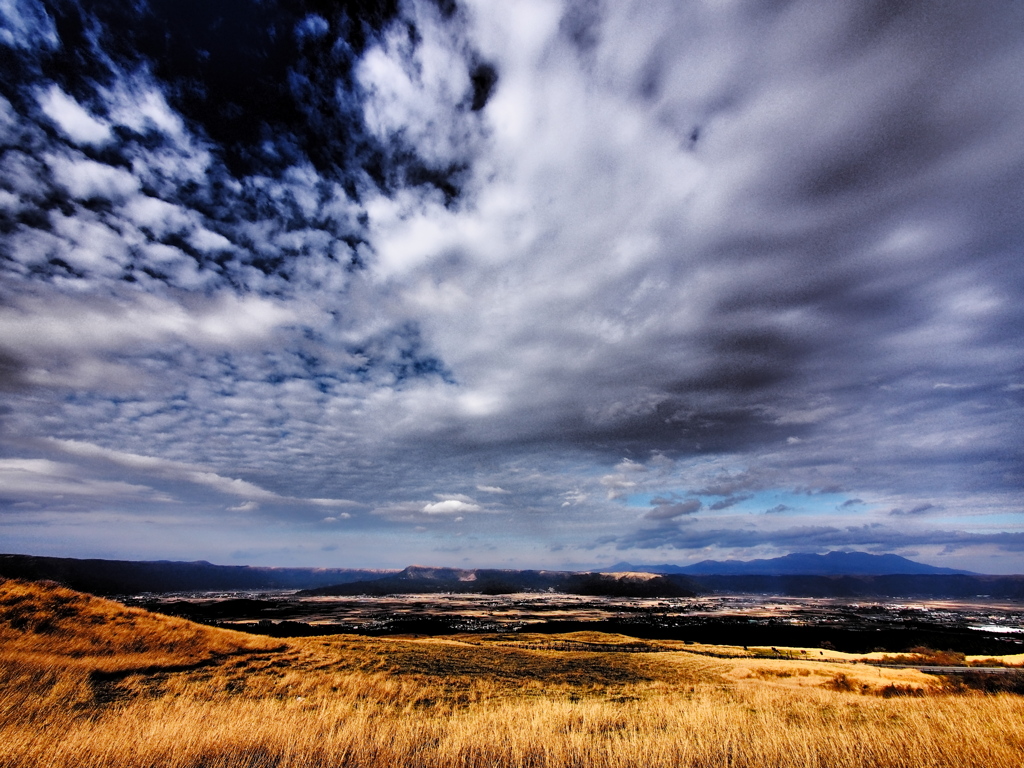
[708,495,752,512]
[890,503,937,517]
[0,0,1022,568]
[695,474,762,498]
[645,498,701,521]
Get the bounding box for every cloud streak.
[45,439,356,508]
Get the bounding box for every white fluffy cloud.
[423,499,481,515]
[37,85,111,145]
[47,153,138,199]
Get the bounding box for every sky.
[0,0,1022,574]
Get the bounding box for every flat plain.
[3,578,1024,768]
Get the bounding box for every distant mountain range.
[301,558,1023,600]
[4,551,1021,600]
[609,551,976,576]
[298,565,697,598]
[0,553,393,595]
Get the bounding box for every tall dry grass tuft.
[2,579,1023,768]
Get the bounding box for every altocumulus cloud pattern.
[0,0,1022,572]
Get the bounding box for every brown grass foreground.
[1,579,1023,768]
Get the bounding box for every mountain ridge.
[5,552,1017,601]
[298,566,698,598]
[0,553,395,595]
[609,551,977,576]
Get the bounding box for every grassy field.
[2,579,1023,768]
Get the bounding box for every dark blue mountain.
[0,553,394,594]
[609,551,977,576]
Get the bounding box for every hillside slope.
[0,578,278,675]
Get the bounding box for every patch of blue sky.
[624,489,866,516]
[744,490,856,516]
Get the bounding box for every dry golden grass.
[0,578,279,669]
[2,578,1023,768]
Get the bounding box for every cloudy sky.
[1,0,1022,573]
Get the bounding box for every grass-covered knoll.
[0,578,278,672]
[2,579,1023,768]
